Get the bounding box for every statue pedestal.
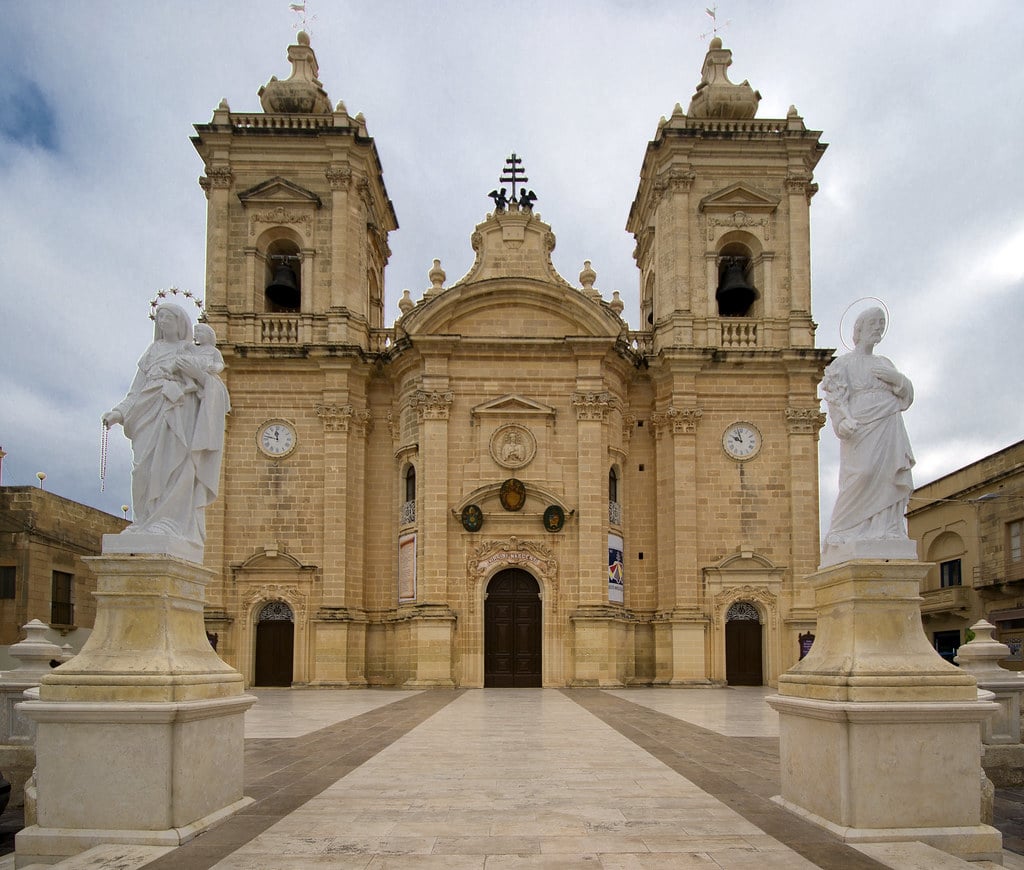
[15,554,255,866]
[767,560,1001,862]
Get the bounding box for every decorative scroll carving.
[249,206,313,238]
[489,424,537,470]
[707,210,770,241]
[786,406,827,435]
[651,407,702,435]
[410,390,453,421]
[468,536,557,585]
[711,584,776,629]
[572,391,615,422]
[244,584,307,622]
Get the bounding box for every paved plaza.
[12,687,1024,869]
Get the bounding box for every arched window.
[401,465,416,525]
[608,466,621,526]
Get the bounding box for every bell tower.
[192,31,397,348]
[626,38,832,685]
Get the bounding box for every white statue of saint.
[101,305,230,561]
[820,306,918,566]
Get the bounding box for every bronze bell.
[266,263,300,311]
[716,260,757,317]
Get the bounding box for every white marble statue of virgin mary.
[102,304,229,561]
[820,306,918,566]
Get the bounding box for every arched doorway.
[725,601,763,686]
[254,600,295,686]
[484,569,542,687]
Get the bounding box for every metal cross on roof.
[500,153,528,201]
[488,153,538,213]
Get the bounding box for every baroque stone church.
[193,32,831,688]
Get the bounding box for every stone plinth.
[767,560,1002,863]
[16,554,255,867]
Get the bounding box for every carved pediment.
[471,394,557,424]
[238,176,323,209]
[699,182,779,214]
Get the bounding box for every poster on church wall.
[608,534,624,603]
[398,533,416,602]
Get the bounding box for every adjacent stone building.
[908,439,1024,666]
[193,34,832,688]
[0,487,128,645]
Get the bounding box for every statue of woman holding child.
[102,303,229,557]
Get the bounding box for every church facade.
[193,33,831,688]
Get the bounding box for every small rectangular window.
[1010,520,1023,563]
[51,571,74,626]
[933,629,961,664]
[940,559,962,588]
[0,567,14,599]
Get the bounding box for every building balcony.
[920,585,971,617]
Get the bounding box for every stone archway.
[254,600,295,687]
[725,601,763,686]
[484,569,542,687]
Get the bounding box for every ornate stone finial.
[609,291,624,316]
[955,620,1019,681]
[579,260,599,299]
[687,39,761,120]
[4,619,64,679]
[217,98,230,111]
[258,33,332,114]
[398,289,414,315]
[428,259,446,292]
[335,99,348,115]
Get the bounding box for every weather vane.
[487,153,537,213]
[699,6,731,40]
[289,1,317,36]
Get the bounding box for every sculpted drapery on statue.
[820,307,917,566]
[102,304,230,561]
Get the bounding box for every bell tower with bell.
[192,30,397,346]
[626,38,832,685]
[190,31,397,683]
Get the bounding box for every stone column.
[784,406,826,614]
[768,560,1001,862]
[650,404,708,685]
[17,555,255,865]
[403,388,456,686]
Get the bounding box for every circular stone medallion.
[461,504,484,532]
[499,478,526,512]
[489,424,537,470]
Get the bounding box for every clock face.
[257,420,297,458]
[723,423,761,461]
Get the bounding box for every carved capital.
[315,403,354,433]
[651,406,702,435]
[622,414,637,444]
[572,391,614,422]
[325,166,353,190]
[786,406,826,435]
[199,167,232,195]
[410,390,453,421]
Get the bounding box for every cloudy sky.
[2,1,1022,537]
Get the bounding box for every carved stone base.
[16,554,255,866]
[768,559,1001,861]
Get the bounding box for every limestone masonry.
[192,33,832,688]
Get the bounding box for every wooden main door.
[484,569,542,687]
[254,601,295,686]
[725,601,763,686]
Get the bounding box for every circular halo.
[839,296,890,350]
[149,287,205,321]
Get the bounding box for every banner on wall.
[608,534,624,603]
